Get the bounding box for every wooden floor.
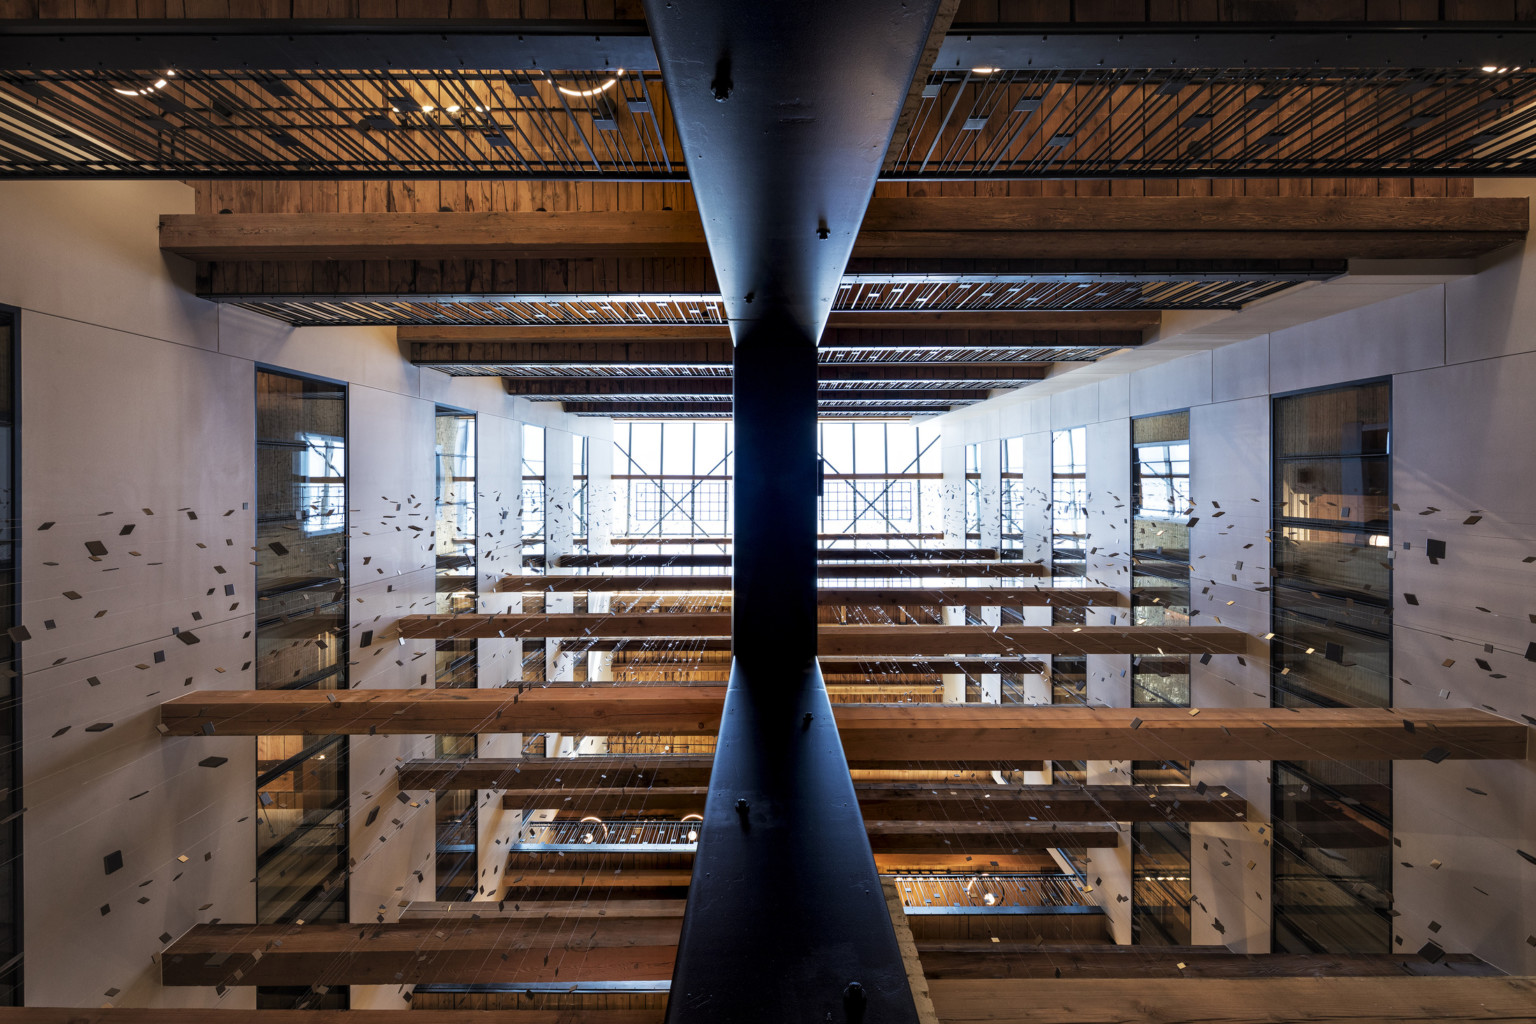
[925,977,1536,1023]
[917,944,1504,979]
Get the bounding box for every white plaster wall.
[0,179,587,1007]
[938,182,1536,969]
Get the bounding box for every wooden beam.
[813,624,1248,657]
[499,785,1244,824]
[161,918,681,986]
[400,755,718,791]
[398,756,1047,790]
[925,977,1536,1024]
[498,574,734,592]
[393,613,732,640]
[816,587,1125,607]
[494,576,1117,604]
[916,945,1503,980]
[399,899,685,922]
[507,380,997,399]
[853,784,1244,823]
[162,199,1527,262]
[826,310,1158,331]
[158,695,1529,764]
[404,322,1141,345]
[537,553,1042,570]
[522,560,1048,577]
[562,401,960,415]
[855,197,1530,259]
[390,619,1242,656]
[160,210,709,261]
[866,821,1121,850]
[413,340,734,367]
[834,706,1532,766]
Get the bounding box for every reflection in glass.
[254,370,348,944]
[434,408,478,898]
[0,310,18,1004]
[1271,381,1391,953]
[1132,412,1191,711]
[1132,820,1193,945]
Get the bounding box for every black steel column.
[644,1,939,1020]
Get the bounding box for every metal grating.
[231,294,726,327]
[887,66,1536,179]
[0,68,685,178]
[233,274,1316,326]
[6,60,1536,179]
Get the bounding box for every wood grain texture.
[161,198,1528,261]
[162,918,682,986]
[926,977,1536,1022]
[917,944,1503,979]
[158,694,1529,763]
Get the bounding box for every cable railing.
[516,818,700,851]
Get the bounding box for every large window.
[817,421,942,543]
[1132,411,1192,709]
[1271,380,1392,954]
[614,421,732,552]
[0,308,19,1005]
[254,370,350,965]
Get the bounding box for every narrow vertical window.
[1131,411,1192,709]
[1050,427,1088,708]
[433,408,478,900]
[254,369,349,1010]
[1271,380,1392,954]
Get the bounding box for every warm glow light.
[556,70,624,97]
[446,105,461,113]
[971,66,997,75]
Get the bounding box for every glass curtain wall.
[818,421,943,546]
[433,408,477,901]
[1270,381,1393,954]
[254,369,349,1009]
[1050,427,1088,706]
[0,309,19,1004]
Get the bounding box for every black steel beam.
[936,22,1536,71]
[645,0,937,1020]
[0,19,656,71]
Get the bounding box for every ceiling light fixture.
[556,70,625,97]
[112,75,170,97]
[971,66,997,75]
